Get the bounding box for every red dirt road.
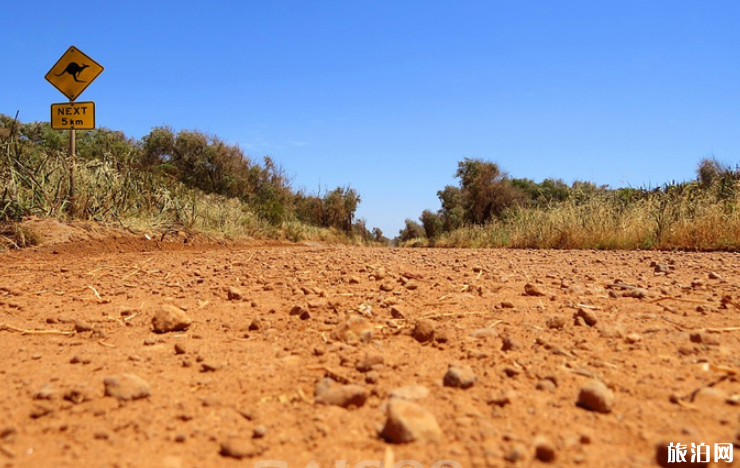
[1,238,740,468]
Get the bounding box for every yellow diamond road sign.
[51,101,95,130]
[45,46,103,101]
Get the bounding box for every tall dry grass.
[1,148,351,248]
[430,183,740,251]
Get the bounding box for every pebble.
[252,425,267,439]
[546,316,567,330]
[356,353,384,372]
[577,380,614,413]
[174,343,187,355]
[443,363,477,389]
[624,333,642,344]
[74,320,94,333]
[501,300,516,309]
[103,374,151,401]
[574,308,598,327]
[623,288,649,299]
[227,286,244,301]
[219,439,258,459]
[330,316,374,343]
[708,271,722,280]
[534,436,557,463]
[390,306,406,319]
[388,385,430,401]
[524,283,547,297]
[152,305,192,333]
[501,335,522,352]
[468,328,498,340]
[380,398,442,444]
[692,387,727,406]
[315,384,368,408]
[413,319,436,343]
[689,331,720,346]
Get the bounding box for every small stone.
[546,316,567,330]
[315,384,368,408]
[104,374,151,401]
[536,379,557,392]
[379,282,394,292]
[248,318,262,331]
[289,304,307,316]
[468,328,498,340]
[220,439,258,459]
[252,425,267,439]
[390,306,406,319]
[348,276,361,284]
[623,288,649,299]
[152,305,192,333]
[227,286,244,301]
[501,335,521,352]
[404,280,419,290]
[330,316,374,343]
[380,399,442,444]
[200,361,222,372]
[443,363,477,389]
[692,387,727,406]
[434,328,453,343]
[689,331,720,346]
[534,436,557,463]
[413,319,436,343]
[501,301,516,309]
[356,353,384,372]
[524,283,547,297]
[708,271,722,280]
[74,320,94,333]
[625,333,642,344]
[174,343,187,355]
[654,263,671,274]
[577,380,614,413]
[574,308,597,327]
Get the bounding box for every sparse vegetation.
[401,157,740,251]
[0,113,381,249]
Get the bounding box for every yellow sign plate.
[45,46,104,101]
[50,101,95,130]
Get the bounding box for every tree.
[419,209,443,239]
[398,219,425,242]
[455,158,526,224]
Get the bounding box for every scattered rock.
[468,328,498,340]
[356,353,384,372]
[252,425,267,439]
[623,288,649,299]
[103,374,151,401]
[574,308,598,327]
[152,305,192,333]
[443,363,477,389]
[390,306,406,319]
[546,316,567,330]
[501,335,522,352]
[413,319,436,343]
[289,304,308,316]
[524,283,547,297]
[380,399,442,444]
[501,300,516,309]
[330,316,374,343]
[689,331,720,346]
[174,343,187,355]
[315,384,368,408]
[219,438,258,459]
[691,387,727,406]
[577,380,614,413]
[534,436,557,463]
[654,263,671,274]
[348,275,361,284]
[74,320,94,333]
[624,333,642,344]
[248,318,262,331]
[434,328,453,343]
[227,286,244,301]
[708,271,722,280]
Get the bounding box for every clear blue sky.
[3,1,739,237]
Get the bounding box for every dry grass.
[429,184,740,251]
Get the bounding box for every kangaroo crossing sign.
[45,46,104,101]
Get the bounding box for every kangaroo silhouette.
[56,62,89,82]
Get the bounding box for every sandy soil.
[2,232,740,468]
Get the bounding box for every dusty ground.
[2,231,740,468]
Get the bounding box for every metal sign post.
[45,46,104,216]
